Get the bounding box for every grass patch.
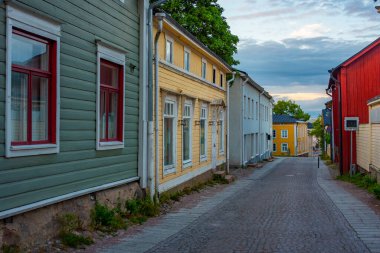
[91,203,127,233]
[125,197,160,224]
[1,245,21,253]
[337,173,380,199]
[60,232,93,248]
[58,213,93,248]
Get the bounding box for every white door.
[212,109,217,169]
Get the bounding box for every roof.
[235,70,273,101]
[328,37,380,90]
[273,114,298,124]
[160,13,233,72]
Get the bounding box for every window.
[200,104,207,160]
[281,130,288,138]
[219,110,225,153]
[273,143,277,152]
[166,38,173,63]
[201,59,207,79]
[273,130,276,139]
[164,98,177,174]
[212,67,216,84]
[256,102,258,120]
[244,96,247,118]
[6,5,60,157]
[97,43,126,150]
[252,100,254,119]
[184,48,190,71]
[248,98,251,119]
[182,100,192,167]
[281,143,288,152]
[220,73,224,87]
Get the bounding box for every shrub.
[373,185,380,200]
[91,203,127,232]
[125,197,160,224]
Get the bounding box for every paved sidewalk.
[96,158,283,253]
[318,160,380,253]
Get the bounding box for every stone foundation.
[0,181,142,250]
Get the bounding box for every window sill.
[7,143,58,158]
[200,156,207,162]
[182,161,192,169]
[97,141,124,150]
[164,165,176,176]
[219,151,225,155]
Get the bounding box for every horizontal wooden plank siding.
[356,124,370,171]
[0,0,141,212]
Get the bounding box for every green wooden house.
[0,0,147,220]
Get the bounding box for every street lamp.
[375,0,380,13]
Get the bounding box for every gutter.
[226,72,236,174]
[258,90,265,160]
[241,76,249,165]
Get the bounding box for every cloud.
[290,24,329,39]
[229,8,294,20]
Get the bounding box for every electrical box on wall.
[344,117,359,131]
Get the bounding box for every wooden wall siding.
[372,124,380,169]
[0,0,140,212]
[157,67,226,184]
[356,124,370,171]
[272,124,295,156]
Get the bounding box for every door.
[212,109,217,169]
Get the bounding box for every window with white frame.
[182,100,192,166]
[252,99,254,119]
[184,48,190,71]
[6,5,61,157]
[219,110,225,153]
[248,98,251,119]
[201,59,207,79]
[281,143,288,152]
[281,130,288,138]
[97,43,126,150]
[200,104,208,160]
[256,101,258,120]
[273,130,276,139]
[273,143,277,152]
[163,98,177,174]
[244,96,247,118]
[165,38,173,63]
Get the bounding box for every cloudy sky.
[218,0,379,118]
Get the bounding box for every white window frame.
[281,143,288,152]
[248,98,251,119]
[200,103,208,161]
[201,58,207,79]
[163,95,178,175]
[165,36,174,64]
[182,99,193,168]
[273,143,277,152]
[281,130,288,139]
[5,5,61,157]
[96,43,126,150]
[184,47,190,72]
[219,110,225,154]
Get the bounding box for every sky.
[218,0,380,119]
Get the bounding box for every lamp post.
[375,0,380,13]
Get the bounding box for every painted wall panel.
[356,124,370,171]
[372,124,380,169]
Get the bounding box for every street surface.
[98,158,380,253]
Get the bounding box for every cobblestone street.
[97,158,380,253]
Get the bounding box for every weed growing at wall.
[90,203,127,233]
[58,213,93,248]
[337,173,380,200]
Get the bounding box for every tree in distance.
[273,100,311,121]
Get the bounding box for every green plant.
[337,173,380,200]
[373,185,380,199]
[125,197,160,224]
[58,213,82,234]
[60,232,93,248]
[58,213,93,248]
[91,203,127,232]
[1,245,21,253]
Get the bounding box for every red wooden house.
[327,37,380,174]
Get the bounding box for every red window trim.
[99,59,124,143]
[11,28,57,146]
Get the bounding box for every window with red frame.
[99,59,123,142]
[11,29,56,146]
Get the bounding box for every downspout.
[241,77,249,166]
[154,13,165,200]
[258,90,265,160]
[147,0,167,198]
[226,72,236,174]
[328,68,343,175]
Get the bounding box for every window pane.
[101,62,119,88]
[184,51,190,71]
[31,76,49,141]
[183,118,190,161]
[200,120,205,156]
[100,90,107,140]
[108,92,118,139]
[11,71,28,142]
[12,33,49,71]
[166,41,172,63]
[164,117,173,166]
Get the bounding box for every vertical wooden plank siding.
[372,125,380,169]
[356,124,370,171]
[0,0,140,212]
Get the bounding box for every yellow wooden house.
[153,15,232,193]
[272,115,310,156]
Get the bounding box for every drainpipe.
[258,90,265,160]
[154,13,165,200]
[147,0,167,199]
[328,68,343,175]
[241,77,249,166]
[226,72,236,174]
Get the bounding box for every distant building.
[229,71,273,167]
[272,115,310,156]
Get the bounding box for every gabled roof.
[235,70,273,101]
[273,114,298,124]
